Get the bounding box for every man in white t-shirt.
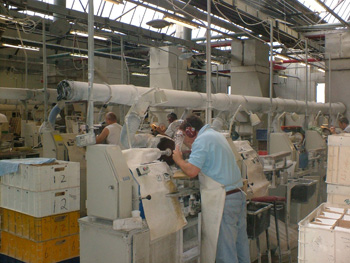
[331,117,350,134]
[96,112,122,145]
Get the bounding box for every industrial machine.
[267,130,322,224]
[80,144,201,263]
[42,131,67,160]
[232,140,270,199]
[21,120,40,148]
[304,130,327,204]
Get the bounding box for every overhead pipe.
[273,65,287,71]
[0,87,57,103]
[56,80,346,115]
[273,58,320,64]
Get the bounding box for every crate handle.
[55,192,66,197]
[54,215,67,222]
[55,239,67,245]
[54,167,65,172]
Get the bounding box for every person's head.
[179,115,204,147]
[167,112,178,124]
[105,112,117,125]
[338,117,349,130]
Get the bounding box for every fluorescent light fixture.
[0,14,13,21]
[187,71,194,74]
[279,75,288,79]
[70,53,88,58]
[2,43,40,51]
[131,72,148,77]
[318,68,325,73]
[70,30,108,41]
[113,30,126,36]
[299,62,310,67]
[204,59,221,65]
[103,0,123,4]
[275,54,289,60]
[163,15,199,30]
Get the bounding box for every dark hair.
[167,112,177,122]
[179,115,204,132]
[339,117,349,125]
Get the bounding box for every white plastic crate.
[327,184,350,206]
[0,185,80,217]
[298,202,350,263]
[1,160,80,191]
[327,134,350,186]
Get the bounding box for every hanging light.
[2,43,40,51]
[103,0,123,4]
[70,30,108,41]
[163,15,199,30]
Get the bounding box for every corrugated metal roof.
[297,0,350,24]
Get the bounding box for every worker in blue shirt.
[172,115,250,263]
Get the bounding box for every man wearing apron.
[173,115,250,263]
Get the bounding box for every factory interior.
[1,0,350,262]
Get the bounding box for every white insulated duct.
[0,88,57,104]
[57,80,346,115]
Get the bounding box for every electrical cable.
[212,0,266,43]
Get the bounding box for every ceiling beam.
[5,0,230,58]
[1,35,148,63]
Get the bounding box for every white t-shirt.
[106,123,122,145]
[344,124,350,133]
[164,120,183,138]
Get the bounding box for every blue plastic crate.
[256,129,267,141]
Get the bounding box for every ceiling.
[0,0,349,75]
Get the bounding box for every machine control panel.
[136,165,150,176]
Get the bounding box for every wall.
[0,69,42,89]
[274,65,325,102]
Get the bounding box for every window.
[316,83,325,103]
[227,85,231,95]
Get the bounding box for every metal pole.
[121,37,124,84]
[328,55,332,126]
[267,19,273,153]
[205,0,212,124]
[305,39,309,130]
[216,64,219,93]
[176,55,178,90]
[42,18,48,122]
[87,0,94,132]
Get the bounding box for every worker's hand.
[172,146,183,164]
[156,123,166,134]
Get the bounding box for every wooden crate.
[1,209,79,241]
[0,231,79,263]
[327,134,350,186]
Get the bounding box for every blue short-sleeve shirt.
[188,124,243,191]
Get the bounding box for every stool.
[251,196,292,263]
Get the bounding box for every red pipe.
[305,34,325,39]
[210,41,231,48]
[274,58,320,64]
[273,65,287,70]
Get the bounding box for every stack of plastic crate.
[0,160,80,263]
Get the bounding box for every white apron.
[199,172,226,263]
